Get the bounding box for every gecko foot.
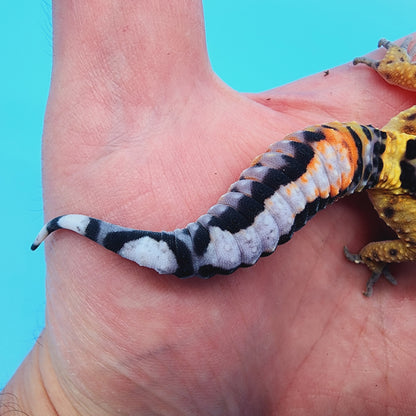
[353,36,416,91]
[353,36,416,68]
[343,247,398,297]
[379,36,416,60]
[363,268,397,297]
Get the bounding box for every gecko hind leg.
[382,105,416,134]
[344,234,416,296]
[344,247,398,297]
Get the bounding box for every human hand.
[3,1,415,414]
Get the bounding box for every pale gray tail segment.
[31,123,386,278]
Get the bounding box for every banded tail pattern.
[32,122,387,278]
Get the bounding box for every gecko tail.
[30,121,387,278]
[30,214,92,251]
[31,226,48,250]
[30,214,190,276]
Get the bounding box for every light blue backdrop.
[1,0,414,388]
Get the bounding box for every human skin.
[2,1,416,415]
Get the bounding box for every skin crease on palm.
[2,1,416,415]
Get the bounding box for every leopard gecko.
[32,37,416,296]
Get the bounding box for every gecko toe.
[344,246,362,264]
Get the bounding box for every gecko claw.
[343,246,362,264]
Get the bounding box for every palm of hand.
[40,39,416,414]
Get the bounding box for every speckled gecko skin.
[32,37,416,296]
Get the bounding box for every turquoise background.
[1,0,414,388]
